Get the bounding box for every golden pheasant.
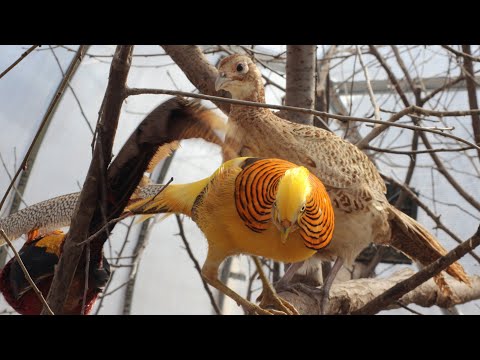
[128,157,335,315]
[0,229,110,315]
[214,54,470,311]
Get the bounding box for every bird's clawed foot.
[241,301,292,315]
[251,256,299,315]
[256,287,300,315]
[275,282,330,315]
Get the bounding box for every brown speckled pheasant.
[215,54,469,311]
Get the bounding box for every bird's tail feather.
[128,177,210,219]
[388,206,470,290]
[134,213,171,225]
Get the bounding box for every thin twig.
[367,145,474,155]
[175,214,221,315]
[383,175,480,264]
[421,75,465,105]
[76,212,132,246]
[395,301,424,315]
[0,46,87,214]
[352,225,480,315]
[0,45,39,79]
[442,45,480,63]
[81,244,90,315]
[101,280,131,297]
[122,157,176,315]
[94,217,135,314]
[369,45,480,212]
[391,45,421,208]
[0,229,54,315]
[48,45,94,135]
[129,178,174,215]
[125,87,480,152]
[0,152,28,209]
[50,45,169,58]
[356,45,380,120]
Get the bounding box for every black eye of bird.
[236,63,244,72]
[273,201,277,208]
[301,205,306,212]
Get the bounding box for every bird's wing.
[284,121,386,194]
[234,158,295,233]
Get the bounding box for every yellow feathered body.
[128,156,334,314]
[192,162,316,263]
[129,157,329,265]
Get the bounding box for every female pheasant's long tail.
[387,205,470,291]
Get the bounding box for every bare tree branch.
[0,45,39,80]
[356,45,380,121]
[368,45,480,211]
[442,45,480,63]
[367,145,474,155]
[315,45,337,128]
[175,215,221,315]
[390,46,422,209]
[42,45,134,314]
[126,87,480,152]
[48,45,94,135]
[352,225,480,315]
[121,158,175,315]
[161,45,231,114]
[382,175,480,264]
[279,268,480,315]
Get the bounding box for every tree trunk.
[283,45,316,125]
[42,46,134,314]
[461,45,480,160]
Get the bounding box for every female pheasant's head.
[215,54,265,102]
[272,166,312,243]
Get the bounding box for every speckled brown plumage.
[216,54,469,287]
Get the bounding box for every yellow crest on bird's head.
[276,166,312,221]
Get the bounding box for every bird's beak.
[280,219,293,244]
[215,74,229,91]
[280,227,291,244]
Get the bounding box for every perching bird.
[214,54,470,311]
[0,229,110,315]
[128,157,335,315]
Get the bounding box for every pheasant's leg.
[319,257,344,314]
[252,256,299,315]
[273,260,324,314]
[202,252,285,315]
[276,261,305,291]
